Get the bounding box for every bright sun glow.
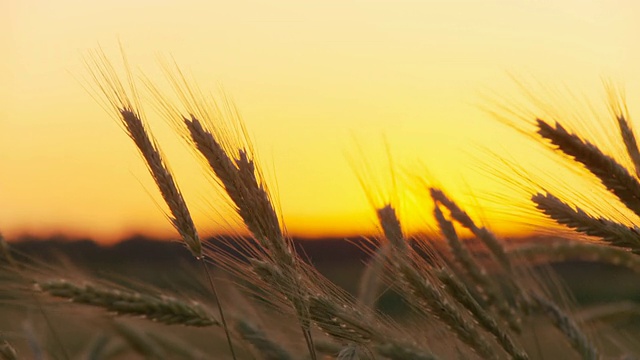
[4,0,640,243]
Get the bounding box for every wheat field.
[1,52,640,360]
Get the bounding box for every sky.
[3,0,640,243]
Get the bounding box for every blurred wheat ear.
[0,338,17,360]
[37,279,218,327]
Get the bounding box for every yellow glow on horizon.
[4,0,640,243]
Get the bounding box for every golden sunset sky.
[3,0,640,243]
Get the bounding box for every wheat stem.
[201,260,237,358]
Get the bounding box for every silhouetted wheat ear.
[357,243,391,308]
[376,204,496,359]
[184,117,292,265]
[532,192,640,253]
[616,114,640,179]
[433,205,522,332]
[37,279,218,327]
[119,109,202,257]
[430,189,512,271]
[376,205,406,251]
[85,50,202,257]
[398,261,496,359]
[607,87,640,179]
[430,188,602,358]
[182,113,318,359]
[435,268,528,360]
[536,118,640,217]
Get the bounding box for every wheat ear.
[0,235,16,267]
[530,294,599,360]
[532,192,640,253]
[122,109,202,257]
[0,339,17,360]
[536,118,640,217]
[38,279,217,327]
[433,208,525,357]
[433,205,521,332]
[376,205,496,359]
[435,268,528,360]
[509,241,640,272]
[184,116,316,358]
[357,243,391,308]
[184,117,292,266]
[430,189,512,271]
[616,114,640,179]
[86,51,237,358]
[308,295,437,360]
[607,86,640,179]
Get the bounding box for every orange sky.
[3,0,640,243]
